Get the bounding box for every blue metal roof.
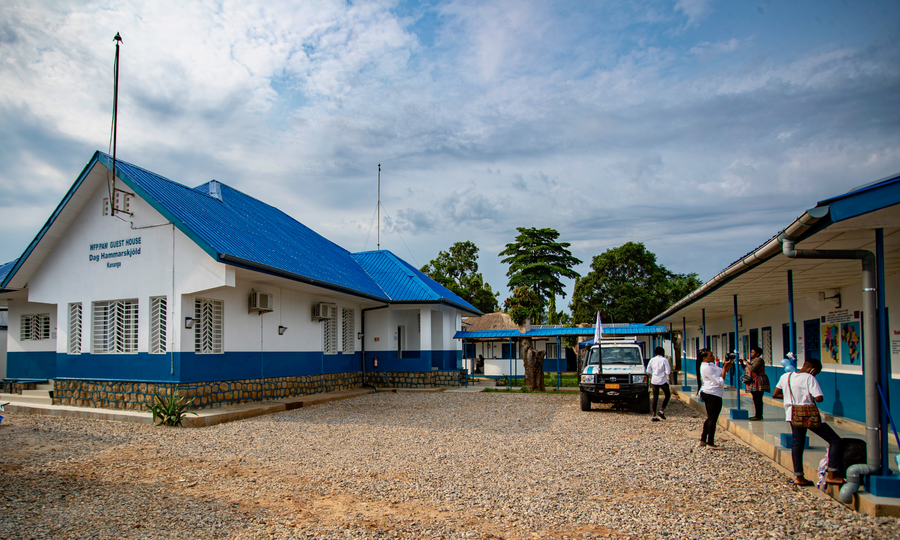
[816,171,900,223]
[94,153,390,301]
[454,325,668,340]
[0,259,17,286]
[2,152,486,311]
[353,251,481,315]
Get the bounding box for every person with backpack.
[772,357,845,486]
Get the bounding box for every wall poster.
[820,309,861,365]
[840,321,861,365]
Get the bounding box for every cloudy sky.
[2,0,899,311]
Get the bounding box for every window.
[21,313,50,341]
[546,343,558,359]
[68,303,82,354]
[464,343,476,358]
[762,327,772,366]
[324,318,337,355]
[711,336,719,358]
[92,300,138,353]
[501,342,517,359]
[341,308,354,354]
[194,298,223,354]
[150,297,167,354]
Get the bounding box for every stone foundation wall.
[54,372,362,412]
[1,381,39,394]
[365,369,466,388]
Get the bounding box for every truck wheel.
[637,392,651,415]
[580,392,591,411]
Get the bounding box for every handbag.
[787,373,821,428]
[741,369,753,385]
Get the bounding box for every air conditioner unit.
[312,302,337,320]
[249,291,274,313]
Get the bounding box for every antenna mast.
[377,163,381,251]
[110,32,123,216]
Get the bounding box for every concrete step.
[36,382,55,391]
[22,389,53,398]
[0,392,53,406]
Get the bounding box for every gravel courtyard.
[1,391,898,539]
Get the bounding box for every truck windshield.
[586,346,643,365]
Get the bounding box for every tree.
[498,227,582,316]
[504,286,545,391]
[570,242,701,324]
[421,241,499,313]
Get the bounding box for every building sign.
[820,309,862,365]
[88,237,141,269]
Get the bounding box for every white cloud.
[1,0,899,305]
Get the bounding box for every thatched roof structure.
[461,312,516,332]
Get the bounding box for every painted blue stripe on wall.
[7,351,56,380]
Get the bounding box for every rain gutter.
[647,206,831,325]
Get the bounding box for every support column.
[682,316,691,391]
[787,270,796,357]
[731,294,748,419]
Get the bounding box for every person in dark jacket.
[743,346,770,421]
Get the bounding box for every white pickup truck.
[579,339,650,413]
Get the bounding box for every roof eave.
[646,206,832,325]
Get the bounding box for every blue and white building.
[0,152,479,409]
[649,172,900,496]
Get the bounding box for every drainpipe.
[779,234,880,497]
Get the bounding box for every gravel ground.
[1,392,898,539]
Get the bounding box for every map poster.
[822,323,840,364]
[841,321,862,365]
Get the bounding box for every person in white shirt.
[646,346,672,421]
[772,358,844,486]
[698,348,734,449]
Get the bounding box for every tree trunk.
[521,336,546,391]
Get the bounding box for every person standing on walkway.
[772,358,845,486]
[646,346,671,422]
[698,348,734,450]
[743,346,770,421]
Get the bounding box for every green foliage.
[498,227,582,310]
[504,286,542,325]
[147,388,198,427]
[421,240,499,313]
[569,241,701,324]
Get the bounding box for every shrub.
[147,387,197,427]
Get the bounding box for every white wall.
[6,300,57,354]
[0,328,7,379]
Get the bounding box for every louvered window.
[21,314,50,341]
[150,297,167,354]
[68,303,82,354]
[342,308,354,354]
[323,318,337,355]
[762,327,773,366]
[92,300,138,353]
[194,298,223,354]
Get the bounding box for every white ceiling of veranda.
[655,205,900,329]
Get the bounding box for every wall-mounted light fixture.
[738,317,743,328]
[184,317,196,329]
[278,326,288,336]
[357,332,363,340]
[819,290,841,309]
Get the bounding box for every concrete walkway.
[676,373,900,517]
[0,386,447,429]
